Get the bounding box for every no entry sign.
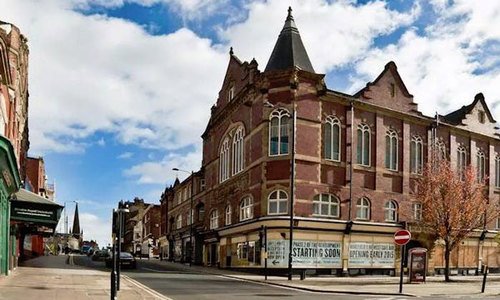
[394,230,411,246]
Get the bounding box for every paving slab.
[0,255,169,300]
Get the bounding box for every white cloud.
[349,1,500,118]
[124,147,201,184]
[218,0,420,73]
[97,138,106,147]
[1,0,227,155]
[117,152,133,159]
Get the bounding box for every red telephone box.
[409,247,427,283]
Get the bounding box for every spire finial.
[287,6,293,20]
[229,46,233,55]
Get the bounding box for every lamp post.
[116,201,129,291]
[264,99,296,281]
[173,168,194,267]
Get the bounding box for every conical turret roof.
[265,7,315,73]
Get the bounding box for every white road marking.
[122,274,173,300]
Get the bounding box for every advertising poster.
[267,240,342,268]
[349,242,395,267]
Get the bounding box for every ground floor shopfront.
[10,188,63,262]
[0,136,21,276]
[199,217,500,275]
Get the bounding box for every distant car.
[105,252,137,269]
[81,245,92,254]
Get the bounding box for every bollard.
[481,265,488,293]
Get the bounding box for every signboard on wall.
[349,242,395,267]
[267,240,342,268]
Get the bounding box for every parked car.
[105,252,137,269]
[91,250,109,261]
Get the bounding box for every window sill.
[353,164,375,172]
[268,213,288,216]
[312,215,340,219]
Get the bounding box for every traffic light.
[112,210,118,236]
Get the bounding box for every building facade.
[0,21,29,276]
[164,9,500,275]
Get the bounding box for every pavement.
[138,258,500,298]
[0,255,169,300]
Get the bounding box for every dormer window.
[228,86,235,101]
[479,111,485,123]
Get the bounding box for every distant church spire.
[72,202,81,238]
[264,7,315,73]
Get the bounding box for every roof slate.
[264,7,315,73]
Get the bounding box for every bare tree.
[415,159,498,282]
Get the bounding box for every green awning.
[10,189,63,226]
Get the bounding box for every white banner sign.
[267,240,341,268]
[349,243,395,267]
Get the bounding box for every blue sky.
[2,0,500,246]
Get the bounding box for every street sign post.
[394,229,411,294]
[394,230,411,246]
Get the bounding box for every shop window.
[236,241,259,264]
[324,116,341,161]
[356,197,370,220]
[356,124,370,166]
[268,190,288,215]
[312,194,339,218]
[269,109,290,156]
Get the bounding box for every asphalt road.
[72,255,409,300]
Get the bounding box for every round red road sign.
[394,229,411,246]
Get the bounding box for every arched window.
[356,124,370,166]
[384,200,398,222]
[269,109,290,156]
[356,197,370,220]
[385,129,398,171]
[457,145,467,175]
[477,150,486,182]
[225,205,232,226]
[232,127,245,175]
[210,209,219,229]
[219,137,230,182]
[176,214,182,229]
[410,135,423,174]
[313,194,340,218]
[324,116,341,161]
[436,140,447,160]
[268,190,288,215]
[495,155,500,188]
[240,197,253,221]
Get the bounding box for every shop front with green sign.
[0,136,21,276]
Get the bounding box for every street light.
[116,201,129,291]
[172,168,194,267]
[264,99,297,281]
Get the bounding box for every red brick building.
[163,8,500,275]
